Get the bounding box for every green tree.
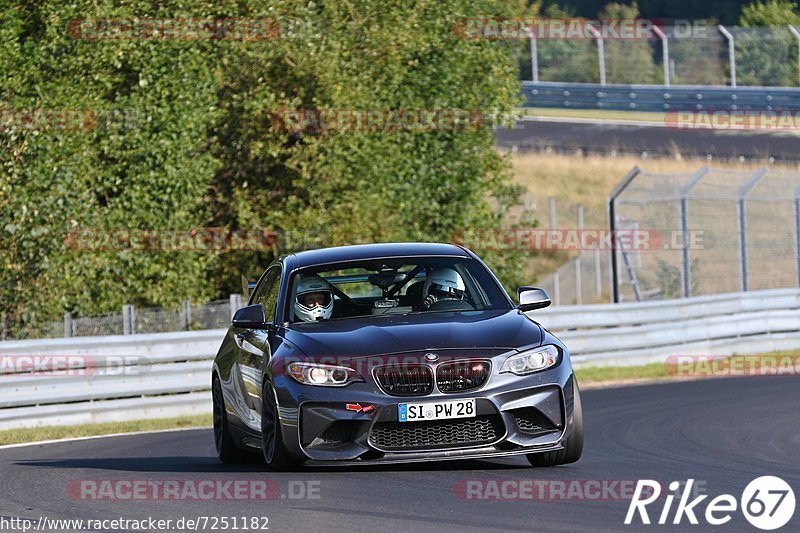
[1,1,526,337]
[737,0,800,86]
[600,2,660,84]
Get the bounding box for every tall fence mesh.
[540,166,800,304]
[523,25,799,87]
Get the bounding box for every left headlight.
[500,345,560,375]
[287,362,363,386]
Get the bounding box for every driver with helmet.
[294,274,334,322]
[421,268,467,309]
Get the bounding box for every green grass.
[576,350,800,386]
[518,106,669,123]
[0,414,211,446]
[575,362,670,384]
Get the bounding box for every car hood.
[281,309,543,357]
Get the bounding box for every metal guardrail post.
[679,168,709,297]
[64,312,73,338]
[587,24,606,85]
[608,166,642,303]
[789,26,800,87]
[718,25,737,88]
[737,169,768,292]
[652,25,670,87]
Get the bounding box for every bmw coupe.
[212,243,583,470]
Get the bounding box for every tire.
[527,379,584,467]
[261,382,302,471]
[212,376,257,464]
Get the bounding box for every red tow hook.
[345,403,374,413]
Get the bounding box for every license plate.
[398,399,476,422]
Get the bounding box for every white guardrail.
[1,288,799,430]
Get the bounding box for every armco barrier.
[534,288,800,367]
[521,81,800,112]
[1,289,799,429]
[0,329,225,430]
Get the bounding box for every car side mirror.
[517,287,551,311]
[232,304,269,328]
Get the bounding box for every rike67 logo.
[626,477,795,530]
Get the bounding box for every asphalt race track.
[1,376,797,532]
[496,119,800,162]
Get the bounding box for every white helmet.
[294,274,334,322]
[423,268,466,304]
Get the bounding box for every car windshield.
[288,257,511,323]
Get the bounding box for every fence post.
[790,26,800,87]
[652,24,670,86]
[608,167,642,303]
[122,304,133,335]
[795,188,800,288]
[527,28,538,82]
[587,24,606,85]
[553,272,560,306]
[64,312,73,338]
[679,168,709,297]
[549,197,556,229]
[594,248,603,298]
[718,25,736,88]
[574,257,582,305]
[230,294,242,319]
[182,300,192,330]
[737,169,767,292]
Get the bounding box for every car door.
[232,265,281,432]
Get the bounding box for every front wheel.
[527,380,584,467]
[261,382,302,471]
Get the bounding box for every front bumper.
[273,353,579,464]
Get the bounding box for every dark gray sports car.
[212,242,583,470]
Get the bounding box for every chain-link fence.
[522,24,800,87]
[1,298,239,341]
[539,166,800,305]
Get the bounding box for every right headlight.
[500,345,560,376]
[287,362,363,386]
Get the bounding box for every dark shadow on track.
[14,455,543,473]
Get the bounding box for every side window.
[253,267,282,323]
